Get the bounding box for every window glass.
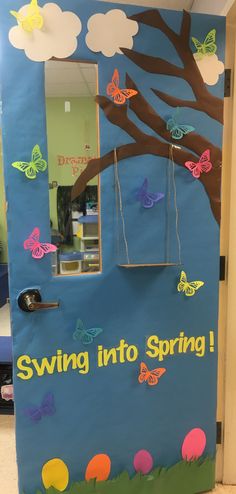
[45,61,100,276]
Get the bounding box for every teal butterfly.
[12,144,47,179]
[73,319,103,345]
[192,29,217,60]
[167,108,195,140]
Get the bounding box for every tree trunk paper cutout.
[72,10,223,225]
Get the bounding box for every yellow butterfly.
[10,0,43,33]
[12,144,47,180]
[177,271,204,297]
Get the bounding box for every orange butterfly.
[138,362,166,386]
[106,69,138,105]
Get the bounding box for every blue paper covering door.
[0,1,225,493]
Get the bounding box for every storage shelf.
[119,263,180,268]
[78,215,98,224]
[83,258,99,262]
[81,236,99,241]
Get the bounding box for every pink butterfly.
[184,149,213,179]
[24,227,57,259]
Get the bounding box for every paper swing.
[114,147,182,268]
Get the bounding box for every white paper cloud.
[86,9,139,57]
[194,54,224,86]
[8,2,82,62]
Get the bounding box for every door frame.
[0,0,232,485]
[221,1,236,484]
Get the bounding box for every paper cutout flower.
[133,450,154,474]
[85,454,111,482]
[182,428,206,461]
[86,9,139,57]
[8,3,82,62]
[194,54,224,86]
[42,458,69,491]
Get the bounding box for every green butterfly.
[192,29,217,60]
[12,144,47,179]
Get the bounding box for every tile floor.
[1,306,236,493]
[0,416,236,494]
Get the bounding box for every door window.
[45,61,100,276]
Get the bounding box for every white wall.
[99,0,193,10]
[191,0,235,15]
[100,0,234,15]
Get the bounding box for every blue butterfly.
[73,319,103,345]
[24,392,55,423]
[135,178,164,208]
[167,108,195,140]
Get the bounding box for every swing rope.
[114,145,182,266]
[166,145,182,266]
[114,148,130,265]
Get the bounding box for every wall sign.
[57,155,96,177]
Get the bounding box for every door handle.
[18,289,59,312]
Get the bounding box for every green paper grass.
[28,457,215,494]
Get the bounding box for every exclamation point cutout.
[209,331,215,353]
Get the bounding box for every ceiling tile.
[45,61,97,98]
[81,67,97,83]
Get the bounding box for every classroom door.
[0,1,225,494]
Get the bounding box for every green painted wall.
[46,97,98,230]
[0,134,8,263]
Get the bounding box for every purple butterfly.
[24,392,55,423]
[136,178,164,208]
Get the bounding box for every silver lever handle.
[18,289,59,312]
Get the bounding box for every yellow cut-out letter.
[146,335,159,358]
[17,355,33,380]
[32,356,57,377]
[77,352,89,374]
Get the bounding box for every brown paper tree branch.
[126,74,222,160]
[119,50,185,78]
[71,142,197,202]
[72,9,223,224]
[151,89,202,112]
[123,10,223,123]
